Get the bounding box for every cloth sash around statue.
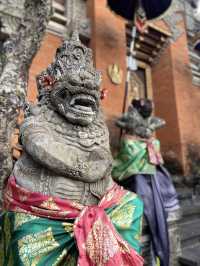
[0,176,144,266]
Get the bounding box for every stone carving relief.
[163,0,184,42]
[65,0,91,40]
[0,0,24,17]
[0,15,21,36]
[0,0,24,35]
[12,31,113,206]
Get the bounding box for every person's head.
[131,98,153,118]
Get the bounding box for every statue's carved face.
[37,40,102,126]
[50,68,101,126]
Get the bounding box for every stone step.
[180,218,200,248]
[180,204,200,249]
[182,205,200,219]
[179,245,200,266]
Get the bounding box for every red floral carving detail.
[40,75,55,88]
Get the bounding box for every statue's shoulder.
[148,116,166,129]
[20,104,56,137]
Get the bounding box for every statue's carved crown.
[37,31,101,91]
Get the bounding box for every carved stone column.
[65,0,91,41]
[0,0,52,207]
[0,0,25,77]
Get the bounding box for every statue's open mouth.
[50,84,99,125]
[69,94,97,115]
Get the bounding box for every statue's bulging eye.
[73,47,84,60]
[56,88,68,100]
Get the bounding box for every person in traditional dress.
[112,98,179,266]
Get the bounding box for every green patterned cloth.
[0,212,78,266]
[0,191,143,266]
[112,138,162,181]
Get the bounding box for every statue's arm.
[115,113,129,129]
[148,117,166,131]
[20,118,73,176]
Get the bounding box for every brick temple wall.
[152,20,200,173]
[27,33,62,102]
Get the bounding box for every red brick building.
[22,0,200,173]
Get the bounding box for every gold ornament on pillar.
[107,64,123,85]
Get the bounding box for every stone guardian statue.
[112,98,180,266]
[1,32,144,266]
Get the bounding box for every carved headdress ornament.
[37,31,101,90]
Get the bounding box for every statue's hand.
[148,117,166,130]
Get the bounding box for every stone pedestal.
[142,209,182,265]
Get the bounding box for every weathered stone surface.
[140,210,182,266]
[179,246,200,266]
[116,103,166,138]
[178,200,200,266]
[12,31,114,205]
[0,0,52,206]
[0,0,24,35]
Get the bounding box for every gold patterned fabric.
[1,178,143,265]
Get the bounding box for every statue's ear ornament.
[38,75,56,90]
